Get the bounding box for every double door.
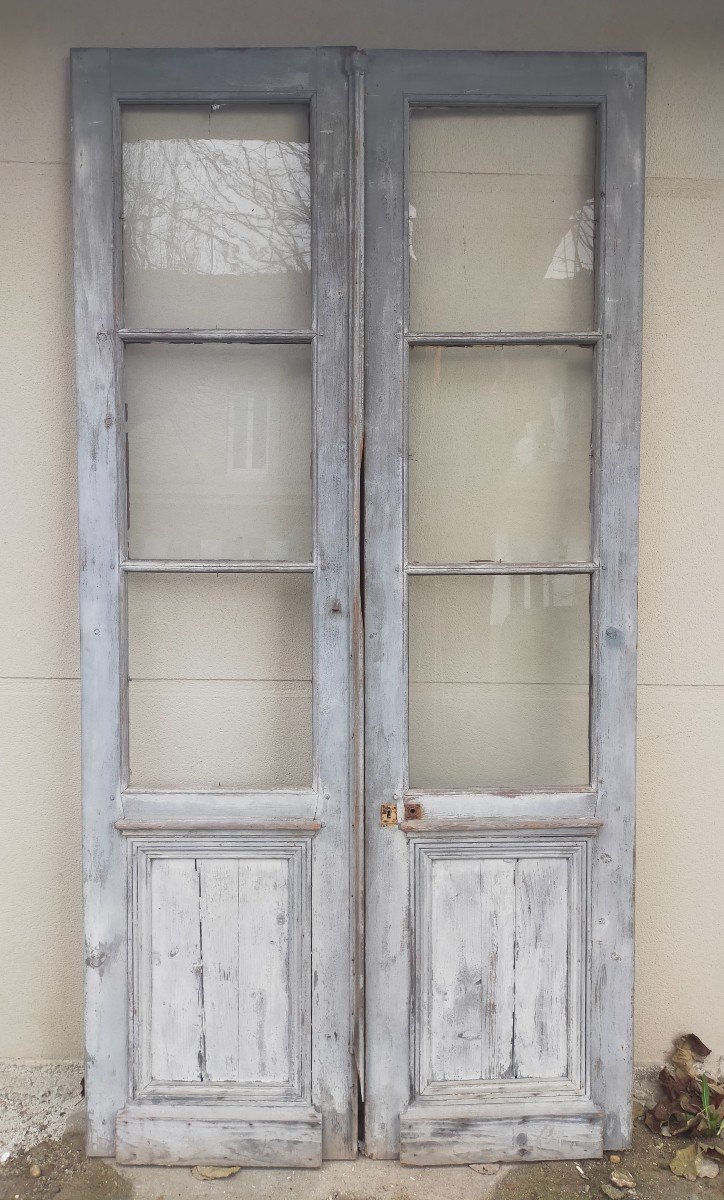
[72,47,645,1166]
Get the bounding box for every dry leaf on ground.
[191,1164,241,1179]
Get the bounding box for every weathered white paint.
[400,1099,603,1165]
[412,834,589,1108]
[115,1104,322,1166]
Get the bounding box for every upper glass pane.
[408,345,592,563]
[125,343,312,561]
[122,105,311,329]
[409,109,595,332]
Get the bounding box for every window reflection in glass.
[122,105,311,329]
[125,343,312,561]
[409,109,595,332]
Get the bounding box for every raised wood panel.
[424,858,515,1086]
[129,832,310,1102]
[514,857,569,1079]
[413,834,588,1100]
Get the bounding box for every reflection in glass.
[408,346,592,563]
[125,343,312,561]
[122,105,310,329]
[409,574,590,789]
[128,573,313,788]
[409,109,595,332]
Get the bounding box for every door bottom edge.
[400,1099,604,1165]
[115,1102,322,1167]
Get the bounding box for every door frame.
[363,49,645,1159]
[72,46,359,1162]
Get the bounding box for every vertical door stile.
[72,48,128,1155]
[364,58,410,1158]
[590,55,646,1147]
[348,47,367,1111]
[309,47,356,1159]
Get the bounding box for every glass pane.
[409,574,589,789]
[408,346,592,563]
[128,573,312,788]
[122,105,311,329]
[410,109,595,332]
[125,343,312,561]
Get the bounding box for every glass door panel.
[408,573,590,789]
[409,108,595,332]
[128,572,313,788]
[408,345,593,564]
[125,342,313,561]
[122,104,311,330]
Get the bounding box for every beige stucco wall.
[0,0,722,1067]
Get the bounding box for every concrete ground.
[117,1158,504,1200]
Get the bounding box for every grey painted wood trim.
[404,791,598,822]
[364,48,645,1162]
[364,59,409,1160]
[407,332,601,346]
[590,53,646,1150]
[347,48,366,1105]
[72,48,127,1157]
[121,560,315,573]
[121,791,319,824]
[115,819,322,833]
[116,1103,322,1167]
[400,1100,603,1165]
[118,329,314,344]
[400,818,602,834]
[406,562,597,575]
[106,46,329,99]
[306,49,356,1159]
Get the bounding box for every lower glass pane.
[408,574,590,790]
[128,573,312,788]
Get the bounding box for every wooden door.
[364,51,645,1164]
[72,48,358,1166]
[74,46,645,1169]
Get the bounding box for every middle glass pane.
[408,345,593,564]
[125,342,312,562]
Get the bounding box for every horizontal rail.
[118,328,315,344]
[405,790,597,822]
[121,790,318,825]
[122,559,315,573]
[406,561,598,575]
[407,331,601,347]
[400,817,602,834]
[116,819,321,833]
